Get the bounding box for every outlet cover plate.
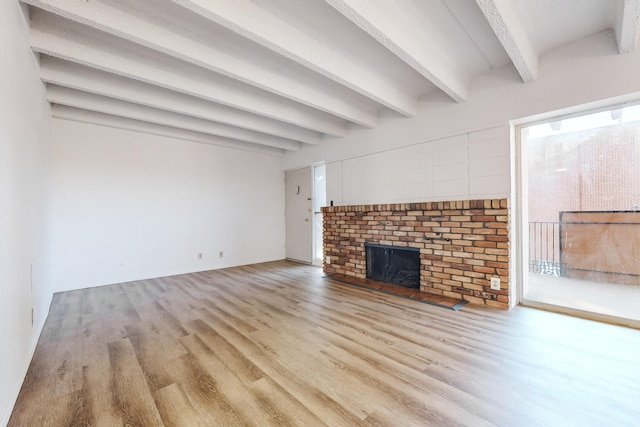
[490,277,501,290]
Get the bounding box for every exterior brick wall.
[529,126,640,223]
[322,198,510,309]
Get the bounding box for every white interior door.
[285,167,312,263]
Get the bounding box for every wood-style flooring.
[9,260,640,426]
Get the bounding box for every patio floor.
[526,273,640,323]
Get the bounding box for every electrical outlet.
[198,253,203,259]
[490,277,501,290]
[218,251,224,258]
[326,256,331,264]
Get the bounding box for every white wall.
[326,125,509,206]
[284,31,640,204]
[0,3,53,425]
[50,119,286,292]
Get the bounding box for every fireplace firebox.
[365,243,420,288]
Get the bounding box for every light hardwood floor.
[9,260,640,426]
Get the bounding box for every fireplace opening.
[365,243,420,288]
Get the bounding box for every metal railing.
[529,221,563,276]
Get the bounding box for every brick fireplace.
[321,198,510,308]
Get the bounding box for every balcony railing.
[529,221,563,276]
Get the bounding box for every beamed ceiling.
[22,0,640,155]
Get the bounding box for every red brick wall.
[528,125,640,223]
[322,199,509,308]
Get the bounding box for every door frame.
[311,163,326,266]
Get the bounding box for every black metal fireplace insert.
[365,243,420,288]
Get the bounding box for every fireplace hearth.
[365,243,420,288]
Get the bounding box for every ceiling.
[21,0,640,155]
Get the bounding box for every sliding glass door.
[518,103,640,327]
